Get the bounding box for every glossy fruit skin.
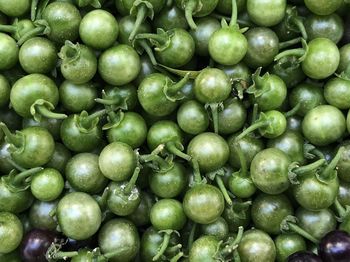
[30,168,64,202]
[116,0,165,15]
[150,199,186,230]
[244,27,279,68]
[338,44,350,73]
[275,233,306,262]
[251,148,290,195]
[200,216,229,240]
[247,0,286,27]
[10,74,59,119]
[338,180,350,207]
[238,229,276,262]
[296,207,337,240]
[0,74,10,108]
[98,142,137,181]
[57,192,101,240]
[304,0,343,15]
[175,0,219,18]
[0,0,30,17]
[29,200,57,231]
[218,98,247,135]
[318,230,350,262]
[177,100,209,135]
[65,153,107,194]
[19,229,56,262]
[324,77,350,109]
[98,45,141,86]
[287,251,322,262]
[19,37,57,74]
[183,184,225,224]
[0,212,23,254]
[45,142,72,173]
[79,9,119,50]
[0,33,19,70]
[42,2,81,43]
[153,5,188,31]
[251,193,293,235]
[305,13,344,44]
[302,105,346,146]
[22,117,62,141]
[302,38,340,80]
[98,218,140,262]
[187,132,229,173]
[188,235,220,262]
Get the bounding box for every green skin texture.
[187,132,229,173]
[305,14,344,44]
[338,44,350,73]
[337,141,350,182]
[217,98,247,135]
[289,83,326,117]
[216,0,247,15]
[190,17,221,57]
[147,120,184,151]
[10,74,59,119]
[296,207,337,240]
[0,143,17,175]
[247,0,286,27]
[183,184,224,224]
[23,117,62,141]
[338,180,350,206]
[0,212,23,254]
[177,100,209,135]
[60,114,103,153]
[209,27,248,66]
[65,153,108,194]
[150,199,186,230]
[98,218,140,262]
[175,0,219,17]
[103,84,138,111]
[10,126,55,168]
[98,45,141,86]
[304,0,343,15]
[0,33,18,70]
[30,168,64,202]
[227,134,265,169]
[244,27,279,68]
[42,2,81,43]
[250,148,291,195]
[29,200,58,231]
[138,73,181,117]
[302,105,346,146]
[274,233,306,262]
[154,29,195,68]
[57,192,101,240]
[115,0,165,15]
[301,38,340,80]
[127,191,154,227]
[324,78,350,109]
[0,178,33,213]
[218,62,251,83]
[0,0,29,17]
[0,74,10,108]
[60,43,97,85]
[189,235,220,262]
[79,9,119,50]
[98,142,137,181]
[251,74,287,111]
[223,199,251,232]
[200,216,229,241]
[238,229,276,262]
[258,110,287,139]
[194,68,231,103]
[19,37,57,74]
[118,16,151,46]
[251,194,293,235]
[271,56,306,88]
[59,81,97,113]
[107,112,147,149]
[149,162,187,198]
[153,5,188,31]
[292,172,339,211]
[267,130,305,164]
[45,142,72,173]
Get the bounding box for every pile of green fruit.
[1,0,350,261]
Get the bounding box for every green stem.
[291,17,308,40]
[334,198,346,218]
[0,122,23,147]
[184,0,198,30]
[220,226,243,256]
[287,222,318,244]
[36,0,49,20]
[35,104,67,120]
[5,158,26,172]
[17,26,45,45]
[170,252,184,262]
[229,0,237,27]
[135,32,168,46]
[311,148,325,160]
[292,159,325,176]
[96,187,109,210]
[274,48,305,61]
[124,167,141,194]
[251,103,259,124]
[129,4,148,41]
[216,176,232,205]
[166,142,191,161]
[140,153,172,170]
[139,39,157,65]
[320,146,345,180]
[168,73,190,96]
[156,64,201,79]
[79,109,106,129]
[166,244,182,254]
[234,142,247,177]
[187,222,197,251]
[284,102,301,118]
[192,158,202,184]
[208,103,220,134]
[278,37,302,50]
[0,24,16,33]
[12,167,43,186]
[31,0,39,20]
[95,97,122,106]
[235,120,267,142]
[232,201,251,213]
[153,232,171,261]
[48,251,79,260]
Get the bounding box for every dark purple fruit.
[318,230,350,262]
[287,251,322,262]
